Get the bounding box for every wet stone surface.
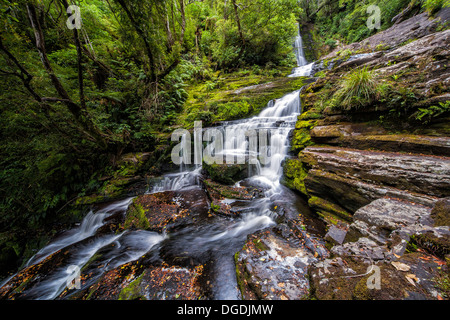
[235,223,328,300]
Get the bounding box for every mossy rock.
[291,120,318,153]
[182,72,308,126]
[122,200,151,230]
[407,232,450,259]
[202,161,248,185]
[431,197,450,227]
[118,264,206,300]
[281,158,309,196]
[308,196,353,225]
[298,110,324,121]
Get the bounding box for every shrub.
[333,67,380,110]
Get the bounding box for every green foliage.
[307,0,418,53]
[415,101,450,123]
[194,0,301,70]
[332,67,380,110]
[433,271,450,299]
[422,0,450,14]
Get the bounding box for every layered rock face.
[284,9,450,299]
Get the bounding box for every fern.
[415,101,450,123]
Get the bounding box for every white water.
[289,29,315,78]
[25,197,133,267]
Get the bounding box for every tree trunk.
[231,0,245,47]
[179,0,186,43]
[61,0,86,109]
[114,0,157,83]
[26,3,107,149]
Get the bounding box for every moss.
[122,201,150,230]
[431,198,450,227]
[281,159,309,196]
[180,71,307,127]
[432,271,450,299]
[292,130,313,153]
[292,120,317,153]
[407,233,450,259]
[308,196,353,224]
[118,272,146,300]
[202,161,248,185]
[252,238,269,251]
[298,111,323,121]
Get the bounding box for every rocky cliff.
[283,9,450,299]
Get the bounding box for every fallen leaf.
[406,274,419,281]
[405,273,419,287]
[405,276,416,287]
[391,261,411,272]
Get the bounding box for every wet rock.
[331,237,390,261]
[117,264,205,300]
[325,225,348,245]
[202,161,249,185]
[353,198,432,234]
[0,235,107,300]
[122,187,210,233]
[305,169,438,216]
[203,178,262,217]
[235,225,327,300]
[309,124,450,156]
[61,260,143,300]
[309,250,448,300]
[307,196,353,225]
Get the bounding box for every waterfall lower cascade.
[0,29,316,300]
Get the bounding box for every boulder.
[202,161,249,185]
[352,198,432,234]
[122,187,210,233]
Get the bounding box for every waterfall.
[294,30,308,67]
[1,23,312,301]
[25,198,133,267]
[289,29,315,78]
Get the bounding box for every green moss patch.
[281,159,309,196]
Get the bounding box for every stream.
[0,30,320,300]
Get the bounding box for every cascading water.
[289,28,315,78]
[1,28,313,300]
